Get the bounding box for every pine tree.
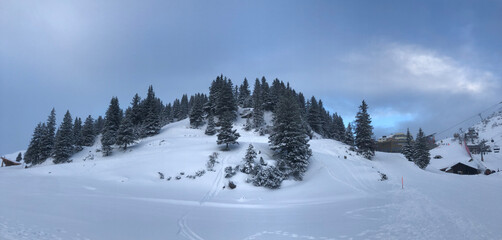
[402,128,414,162]
[116,113,135,150]
[354,100,375,159]
[217,113,240,150]
[261,77,273,111]
[241,144,257,174]
[94,116,104,134]
[189,96,205,128]
[307,96,322,134]
[81,115,96,146]
[16,152,22,162]
[73,117,83,152]
[344,123,355,148]
[253,166,284,189]
[24,123,45,165]
[180,94,189,119]
[142,86,161,136]
[205,114,217,135]
[253,105,265,130]
[53,110,74,164]
[101,97,122,156]
[239,78,252,107]
[269,92,312,180]
[413,128,430,169]
[130,93,143,126]
[41,108,57,160]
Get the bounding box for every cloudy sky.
[1,0,501,155]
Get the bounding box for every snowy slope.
[1,111,502,240]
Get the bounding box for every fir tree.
[142,86,161,136]
[253,166,284,189]
[116,113,135,150]
[180,94,189,119]
[101,97,122,156]
[41,108,57,160]
[189,96,205,128]
[241,144,257,174]
[239,78,252,107]
[205,114,217,136]
[94,116,104,134]
[130,93,143,125]
[413,128,430,169]
[402,128,414,162]
[344,123,355,148]
[73,117,83,152]
[307,96,322,134]
[81,115,96,146]
[217,113,240,150]
[269,92,312,180]
[261,77,273,111]
[16,152,22,162]
[354,100,375,159]
[53,110,74,164]
[253,105,265,130]
[24,123,45,165]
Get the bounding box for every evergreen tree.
[261,77,273,111]
[101,97,121,156]
[253,166,284,189]
[172,98,181,120]
[402,128,414,162]
[239,78,252,107]
[215,77,237,120]
[142,86,161,136]
[205,114,217,136]
[82,115,96,146]
[116,113,135,150]
[241,144,257,174]
[73,117,83,152]
[130,93,143,125]
[53,110,74,164]
[413,128,430,169]
[253,105,265,130]
[16,152,22,162]
[354,100,375,159]
[24,123,45,165]
[217,113,240,150]
[180,94,189,119]
[41,108,57,160]
[94,116,104,134]
[344,123,355,148]
[307,96,322,134]
[252,78,261,111]
[269,92,312,180]
[189,96,205,128]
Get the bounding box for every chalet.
[376,133,407,153]
[1,157,21,167]
[440,162,479,175]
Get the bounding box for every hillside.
[1,109,502,240]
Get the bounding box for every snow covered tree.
[217,113,240,150]
[53,110,74,164]
[94,116,104,134]
[269,91,312,180]
[101,97,122,156]
[189,96,205,128]
[402,128,414,162]
[241,144,257,174]
[81,115,95,146]
[205,114,217,135]
[413,128,430,169]
[354,100,375,159]
[253,166,284,189]
[73,117,83,152]
[307,96,322,134]
[116,113,135,150]
[261,77,273,111]
[239,78,252,107]
[180,94,189,119]
[142,86,161,136]
[253,105,265,130]
[40,108,57,160]
[24,123,45,165]
[344,123,355,148]
[16,152,22,162]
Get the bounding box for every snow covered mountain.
[1,109,501,240]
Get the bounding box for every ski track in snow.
[177,153,228,240]
[242,230,336,240]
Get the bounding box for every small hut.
[440,162,479,175]
[1,157,21,167]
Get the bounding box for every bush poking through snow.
[158,172,164,179]
[260,157,267,166]
[228,181,236,189]
[206,152,219,171]
[225,166,237,178]
[253,166,284,189]
[175,176,181,180]
[378,171,388,181]
[166,177,171,181]
[241,144,257,174]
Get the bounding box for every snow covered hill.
[1,110,502,240]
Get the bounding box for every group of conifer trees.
[23,76,378,180]
[24,108,103,165]
[402,128,431,169]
